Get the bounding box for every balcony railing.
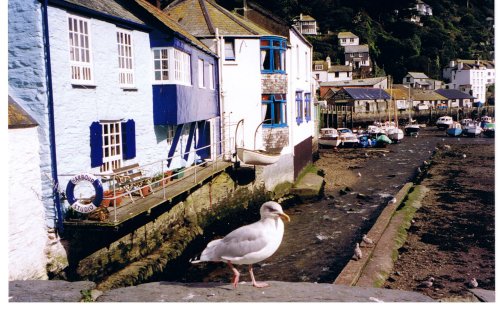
[59,138,232,226]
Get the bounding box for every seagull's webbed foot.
[227,261,240,288]
[249,265,269,288]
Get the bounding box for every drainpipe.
[215,28,228,160]
[41,0,64,234]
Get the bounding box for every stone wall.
[261,73,287,94]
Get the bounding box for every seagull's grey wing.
[217,222,268,261]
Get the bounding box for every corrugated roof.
[435,89,475,99]
[407,72,429,79]
[338,31,357,39]
[320,76,386,87]
[344,87,391,100]
[344,44,369,53]
[8,96,38,129]
[164,0,271,37]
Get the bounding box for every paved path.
[9,280,434,302]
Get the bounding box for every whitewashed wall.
[8,127,48,280]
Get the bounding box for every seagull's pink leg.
[249,265,269,288]
[227,261,240,288]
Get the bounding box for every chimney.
[326,56,331,69]
[450,60,455,67]
[300,13,303,20]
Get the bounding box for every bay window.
[260,37,286,74]
[262,94,287,127]
[153,47,191,85]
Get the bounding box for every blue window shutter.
[90,122,103,168]
[122,119,136,160]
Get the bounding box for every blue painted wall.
[151,36,219,125]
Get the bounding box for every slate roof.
[328,65,352,72]
[299,14,316,21]
[344,44,369,53]
[344,87,391,100]
[338,32,358,39]
[435,89,475,99]
[62,0,146,25]
[8,96,38,129]
[164,0,271,37]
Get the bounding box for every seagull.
[468,277,478,288]
[362,234,374,246]
[389,197,397,204]
[463,154,467,158]
[190,201,290,288]
[353,243,363,260]
[358,172,362,177]
[418,277,434,288]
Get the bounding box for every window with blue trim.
[260,37,286,73]
[295,91,303,124]
[305,93,311,121]
[262,94,287,127]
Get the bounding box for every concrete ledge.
[334,183,413,286]
[290,172,324,199]
[9,280,96,302]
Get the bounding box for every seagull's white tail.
[190,239,222,263]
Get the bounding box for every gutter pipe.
[41,0,64,234]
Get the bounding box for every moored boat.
[404,121,420,136]
[387,127,404,142]
[358,134,377,148]
[436,116,453,130]
[318,128,341,148]
[446,121,463,137]
[482,122,495,138]
[337,128,359,147]
[463,121,482,137]
[236,148,281,165]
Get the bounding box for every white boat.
[404,119,420,136]
[387,127,404,142]
[318,128,341,148]
[236,147,281,166]
[446,121,463,137]
[436,116,453,130]
[337,128,359,147]
[463,121,482,137]
[367,124,385,136]
[460,118,473,127]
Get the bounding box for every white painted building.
[338,31,359,46]
[442,59,495,104]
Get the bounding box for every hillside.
[217,0,494,83]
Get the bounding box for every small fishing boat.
[404,120,420,136]
[446,121,463,137]
[460,118,473,127]
[236,148,281,166]
[480,116,493,128]
[463,121,482,137]
[318,128,341,148]
[337,128,359,147]
[387,127,404,142]
[436,116,453,130]
[482,122,495,138]
[367,124,385,137]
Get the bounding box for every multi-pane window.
[117,30,134,87]
[68,14,93,84]
[305,93,311,121]
[153,48,191,85]
[100,121,122,173]
[224,39,235,60]
[262,94,287,127]
[198,59,205,88]
[315,64,323,70]
[295,91,303,123]
[260,37,286,73]
[208,63,214,89]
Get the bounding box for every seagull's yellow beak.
[279,212,290,222]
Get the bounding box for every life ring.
[66,173,103,213]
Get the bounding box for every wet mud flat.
[383,142,495,300]
[157,129,494,294]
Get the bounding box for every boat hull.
[404,125,420,136]
[318,137,341,147]
[446,128,463,137]
[236,148,281,166]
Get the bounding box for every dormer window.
[260,37,286,74]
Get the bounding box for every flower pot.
[102,190,123,207]
[141,185,151,197]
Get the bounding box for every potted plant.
[102,189,124,207]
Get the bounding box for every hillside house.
[312,56,352,84]
[338,31,359,46]
[435,88,475,109]
[402,72,443,90]
[294,13,318,35]
[442,59,495,104]
[344,44,371,78]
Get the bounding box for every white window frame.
[100,121,123,173]
[68,14,94,85]
[117,29,135,88]
[208,63,214,89]
[198,58,205,88]
[153,47,191,85]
